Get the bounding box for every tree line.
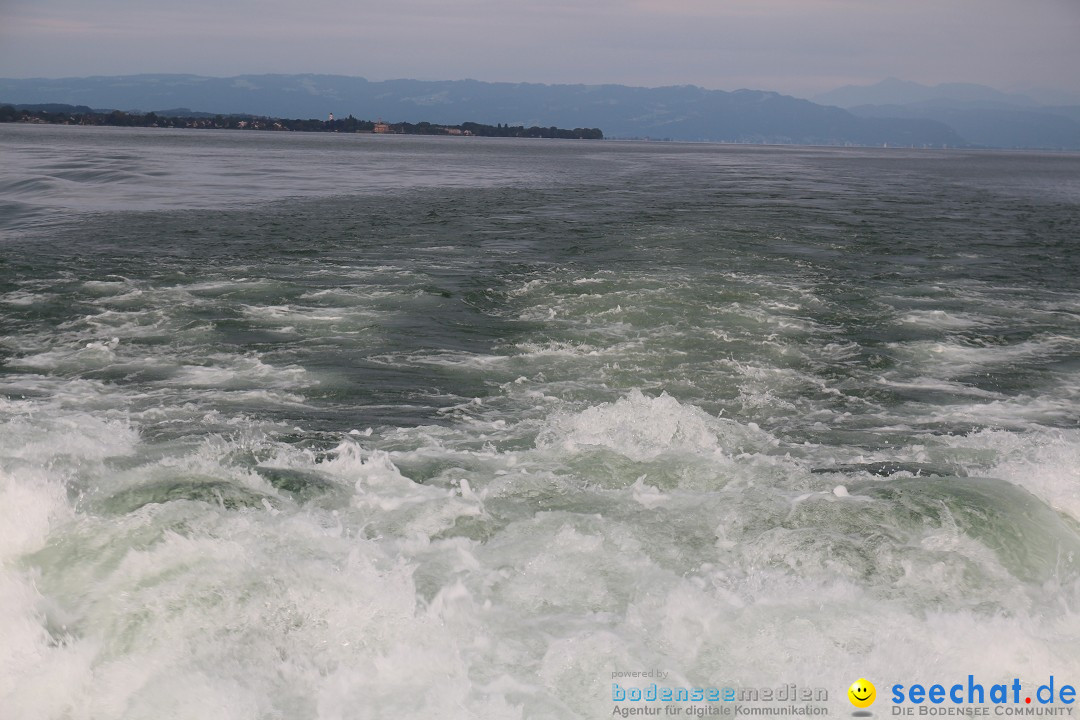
[0,104,603,139]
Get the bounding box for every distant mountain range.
[814,78,1046,108]
[814,78,1080,149]
[2,74,1078,149]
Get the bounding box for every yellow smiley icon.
[848,678,876,708]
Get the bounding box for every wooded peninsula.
[0,104,604,140]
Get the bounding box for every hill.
[813,79,1080,149]
[0,74,964,147]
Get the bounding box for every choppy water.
[2,124,1080,719]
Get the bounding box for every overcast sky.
[2,0,1079,99]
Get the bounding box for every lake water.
[2,124,1080,718]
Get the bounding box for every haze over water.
[2,125,1079,718]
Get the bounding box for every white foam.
[513,340,607,358]
[165,354,310,390]
[899,309,988,329]
[891,335,1079,378]
[81,279,132,295]
[319,443,485,535]
[0,462,82,715]
[0,466,71,562]
[0,408,139,466]
[537,390,775,462]
[950,428,1080,521]
[0,290,54,307]
[241,304,346,324]
[3,385,1079,716]
[631,475,669,507]
[877,376,1004,399]
[924,384,1080,431]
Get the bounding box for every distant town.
[0,104,604,140]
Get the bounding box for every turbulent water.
[2,124,1080,719]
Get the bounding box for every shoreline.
[0,104,604,140]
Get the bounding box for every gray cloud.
[1,0,1078,98]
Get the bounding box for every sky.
[2,0,1079,100]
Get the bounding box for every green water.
[2,125,1079,718]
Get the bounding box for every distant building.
[373,120,393,134]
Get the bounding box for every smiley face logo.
[848,678,876,708]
